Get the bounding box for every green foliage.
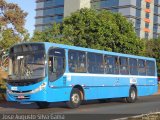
[145,37,160,74]
[145,39,160,58]
[31,23,65,44]
[0,0,27,33]
[32,8,144,55]
[0,29,20,50]
[0,0,28,50]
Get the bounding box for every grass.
[127,113,160,120]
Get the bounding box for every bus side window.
[68,51,77,72]
[129,58,138,75]
[48,48,65,81]
[87,52,104,74]
[48,57,53,72]
[146,60,155,76]
[138,59,146,76]
[77,52,86,73]
[105,55,119,74]
[119,57,129,75]
[87,53,95,73]
[69,62,76,72]
[105,55,113,74]
[115,57,119,74]
[68,50,86,73]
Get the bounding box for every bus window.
[68,50,77,72]
[87,53,104,74]
[78,51,86,72]
[48,48,65,81]
[68,50,86,73]
[138,59,146,76]
[104,55,119,74]
[129,58,138,75]
[9,44,45,80]
[119,57,129,75]
[146,61,155,76]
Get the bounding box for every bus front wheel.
[125,87,137,103]
[36,102,50,109]
[66,88,82,109]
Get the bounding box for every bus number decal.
[130,78,137,84]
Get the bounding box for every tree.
[0,0,28,50]
[31,23,64,43]
[0,29,20,50]
[145,38,160,59]
[32,8,144,55]
[145,38,160,74]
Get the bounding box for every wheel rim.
[131,90,136,100]
[72,93,80,104]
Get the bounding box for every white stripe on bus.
[64,73,157,79]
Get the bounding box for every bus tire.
[125,87,137,103]
[66,88,82,109]
[36,102,50,109]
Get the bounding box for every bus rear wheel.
[66,88,82,109]
[125,87,137,103]
[36,102,50,109]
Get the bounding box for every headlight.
[6,82,47,94]
[31,82,47,93]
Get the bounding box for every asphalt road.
[0,95,160,120]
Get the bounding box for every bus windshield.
[8,44,45,80]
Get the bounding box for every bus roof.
[11,42,156,61]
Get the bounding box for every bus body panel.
[83,86,129,100]
[64,74,157,100]
[46,87,72,102]
[6,42,158,105]
[6,78,72,103]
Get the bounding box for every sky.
[6,0,36,37]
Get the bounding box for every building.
[90,0,160,39]
[35,0,160,39]
[35,0,90,31]
[35,0,64,31]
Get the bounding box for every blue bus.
[6,42,158,108]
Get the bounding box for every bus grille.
[8,81,37,86]
[11,90,32,93]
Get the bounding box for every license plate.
[18,96,25,99]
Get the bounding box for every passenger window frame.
[48,47,66,82]
[68,50,87,73]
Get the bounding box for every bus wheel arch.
[73,85,85,100]
[66,85,84,108]
[125,85,138,103]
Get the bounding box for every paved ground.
[0,86,159,120]
[0,94,160,120]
